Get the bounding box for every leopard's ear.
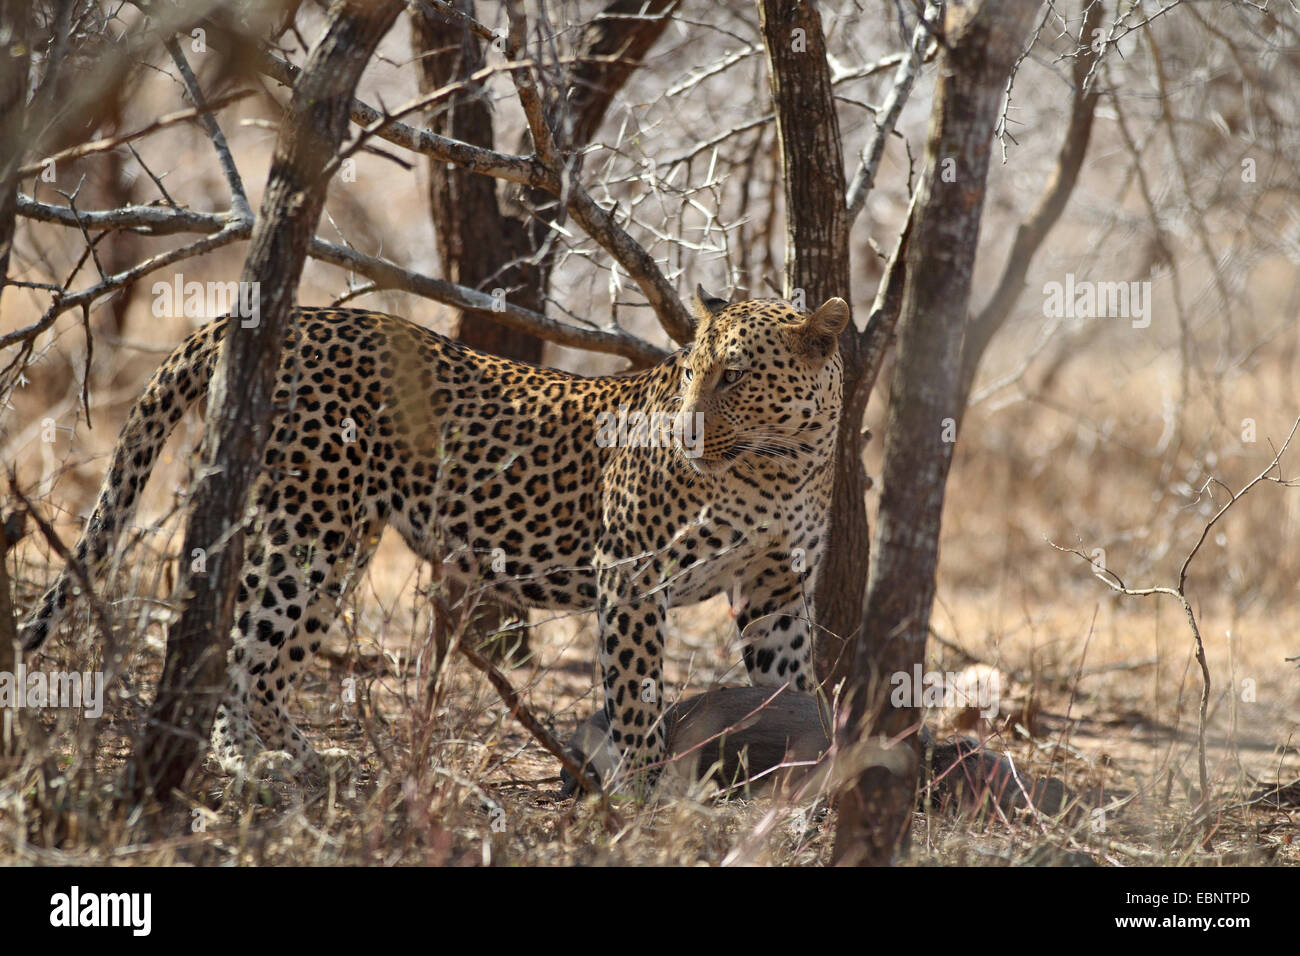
[692,284,729,325]
[793,297,850,363]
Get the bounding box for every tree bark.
[125,0,403,805]
[758,0,850,307]
[832,0,1041,867]
[757,0,860,687]
[0,0,28,693]
[411,0,546,360]
[817,206,915,691]
[0,513,24,751]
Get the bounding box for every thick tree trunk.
[0,513,24,752]
[757,0,859,686]
[411,1,546,360]
[758,0,850,306]
[814,387,872,687]
[832,0,1041,867]
[125,0,403,804]
[817,215,914,692]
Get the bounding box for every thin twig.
[218,18,695,344]
[412,0,497,43]
[0,221,252,351]
[845,1,937,223]
[164,38,253,222]
[455,640,604,798]
[15,90,255,178]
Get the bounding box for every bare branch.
[15,89,255,178]
[845,1,937,224]
[455,640,604,797]
[413,0,497,43]
[306,235,669,365]
[505,1,561,170]
[0,219,251,351]
[13,195,667,364]
[852,188,919,404]
[1053,413,1300,811]
[1175,416,1300,593]
[17,193,232,235]
[959,0,1104,405]
[164,37,252,222]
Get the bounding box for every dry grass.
[3,391,1297,865]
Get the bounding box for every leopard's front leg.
[732,551,817,693]
[595,550,669,792]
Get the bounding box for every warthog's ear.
[793,297,850,363]
[691,284,729,325]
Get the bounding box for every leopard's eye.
[682,367,694,384]
[722,368,746,385]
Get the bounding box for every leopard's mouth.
[684,444,748,476]
[685,455,732,477]
[685,438,813,477]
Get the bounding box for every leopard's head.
[675,289,850,478]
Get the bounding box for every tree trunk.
[832,0,1042,867]
[758,0,850,306]
[817,212,915,692]
[411,1,546,359]
[125,0,403,805]
[0,513,24,755]
[757,0,859,685]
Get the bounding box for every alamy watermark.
[0,666,104,718]
[594,405,705,458]
[1043,273,1152,329]
[890,664,1000,719]
[152,273,260,327]
[49,886,151,936]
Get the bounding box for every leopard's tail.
[19,321,225,651]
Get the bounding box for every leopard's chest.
[614,477,826,607]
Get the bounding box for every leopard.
[19,290,850,789]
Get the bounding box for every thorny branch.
[163,37,252,222]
